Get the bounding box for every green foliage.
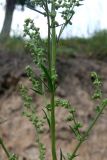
[0,36,25,54]
[1,30,107,60]
[91,72,102,99]
[24,19,46,66]
[58,37,89,56]
[88,30,107,59]
[58,30,107,59]
[20,85,46,160]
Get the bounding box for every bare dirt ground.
[0,52,107,160]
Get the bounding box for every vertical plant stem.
[50,1,57,160]
[45,0,51,74]
[51,2,56,68]
[47,16,51,74]
[51,26,56,68]
[51,92,57,160]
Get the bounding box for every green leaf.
[40,64,53,92]
[32,88,43,95]
[46,104,52,111]
[43,110,50,128]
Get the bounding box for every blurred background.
[0,0,107,59]
[0,1,107,160]
[0,0,107,37]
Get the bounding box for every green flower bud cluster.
[23,111,44,133]
[65,74,107,160]
[91,72,102,99]
[26,65,43,95]
[26,0,84,28]
[26,0,44,8]
[39,143,46,160]
[9,154,18,160]
[51,67,58,82]
[55,98,71,108]
[55,98,83,141]
[60,0,83,24]
[20,85,33,109]
[24,18,46,66]
[20,84,46,159]
[20,85,44,131]
[66,152,77,160]
[95,99,107,114]
[67,109,83,141]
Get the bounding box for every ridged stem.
[50,1,57,160]
[50,92,57,160]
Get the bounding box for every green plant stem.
[50,92,57,160]
[0,137,10,158]
[50,1,57,160]
[47,14,51,74]
[70,99,107,159]
[51,26,56,68]
[27,5,45,16]
[51,2,56,68]
[43,0,51,74]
